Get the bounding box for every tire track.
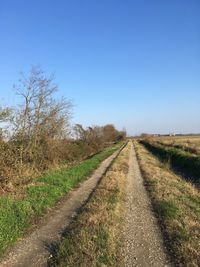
[122,143,172,267]
[0,146,125,267]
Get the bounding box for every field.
[151,135,200,155]
[139,136,200,188]
[0,137,200,267]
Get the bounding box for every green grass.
[140,140,200,185]
[108,186,120,204]
[156,140,200,156]
[0,142,123,257]
[155,200,178,219]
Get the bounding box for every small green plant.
[108,186,120,204]
[174,225,191,242]
[145,179,157,192]
[156,200,178,219]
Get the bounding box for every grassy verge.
[0,142,124,257]
[135,141,200,267]
[140,140,200,185]
[48,143,130,267]
[156,140,200,155]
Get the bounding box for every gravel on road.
[122,143,172,267]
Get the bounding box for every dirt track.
[0,142,173,267]
[0,148,122,267]
[122,143,172,267]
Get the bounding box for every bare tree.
[12,66,72,173]
[0,67,126,183]
[74,124,87,141]
[0,107,13,140]
[103,124,117,143]
[0,107,12,122]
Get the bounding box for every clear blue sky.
[0,0,199,135]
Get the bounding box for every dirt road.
[0,148,123,267]
[0,142,173,267]
[122,143,172,267]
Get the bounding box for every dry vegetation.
[0,66,126,193]
[135,141,200,267]
[0,143,123,256]
[49,143,130,267]
[151,136,200,155]
[0,66,126,258]
[140,137,200,188]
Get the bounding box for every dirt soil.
[121,143,172,267]
[0,148,122,267]
[0,142,174,267]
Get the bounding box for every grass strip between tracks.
[49,143,129,267]
[0,142,123,257]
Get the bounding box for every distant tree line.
[0,66,126,186]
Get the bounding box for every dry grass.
[152,136,200,155]
[135,141,200,267]
[140,139,200,187]
[0,143,123,257]
[49,143,130,267]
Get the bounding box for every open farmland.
[151,136,200,155]
[139,136,200,189]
